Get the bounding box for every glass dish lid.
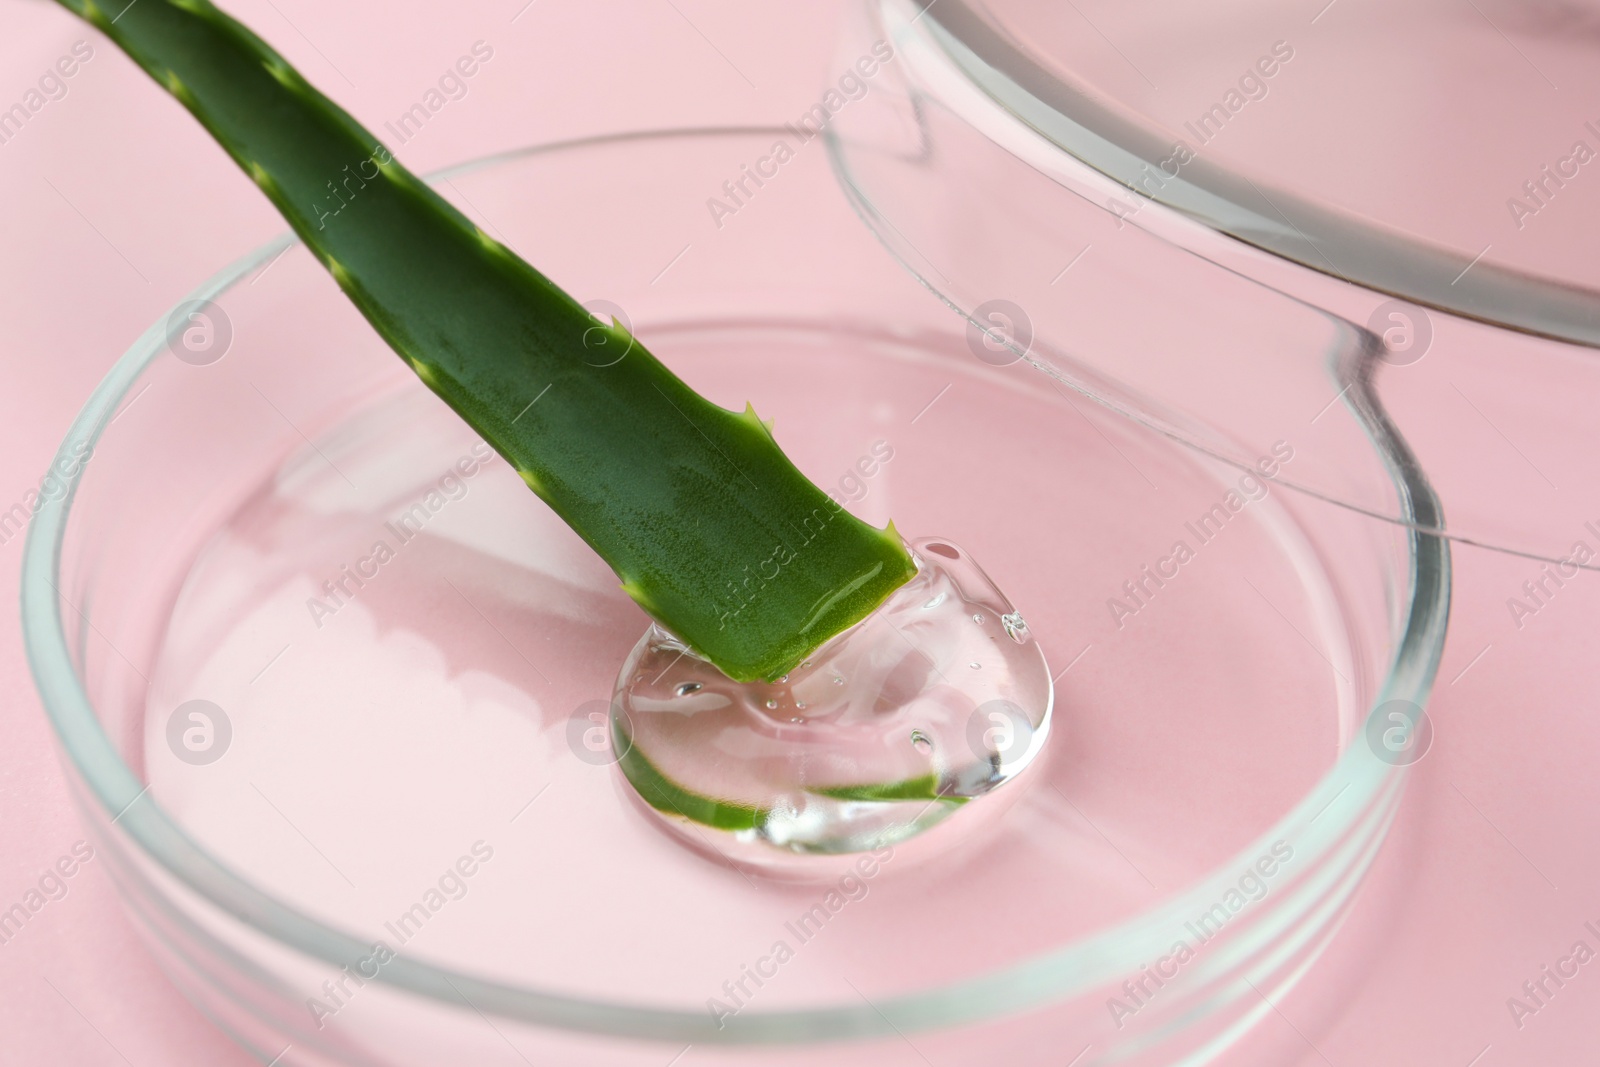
[835,0,1600,570]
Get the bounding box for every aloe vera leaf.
[612,720,766,832]
[809,777,967,804]
[613,719,961,836]
[58,0,915,682]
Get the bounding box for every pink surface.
[0,2,1596,1064]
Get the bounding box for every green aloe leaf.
[612,720,767,832]
[612,718,961,837]
[58,0,915,682]
[810,776,967,804]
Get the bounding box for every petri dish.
[23,129,1444,1065]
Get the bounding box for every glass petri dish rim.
[19,126,1449,1046]
[897,0,1600,348]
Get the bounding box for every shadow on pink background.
[0,1,1596,1064]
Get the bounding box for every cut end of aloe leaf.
[667,515,917,684]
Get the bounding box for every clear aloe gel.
[612,538,1054,859]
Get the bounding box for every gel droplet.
[676,682,703,696]
[612,537,1054,862]
[1001,611,1030,644]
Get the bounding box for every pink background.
[1,1,1596,1064]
